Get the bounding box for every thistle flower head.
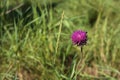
[71,30,87,46]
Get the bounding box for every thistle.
[71,30,88,79]
[71,30,87,46]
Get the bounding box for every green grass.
[0,0,120,80]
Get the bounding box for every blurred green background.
[0,0,120,80]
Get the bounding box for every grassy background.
[0,0,120,80]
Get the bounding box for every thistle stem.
[81,46,83,53]
[74,46,84,79]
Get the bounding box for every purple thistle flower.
[71,30,87,46]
